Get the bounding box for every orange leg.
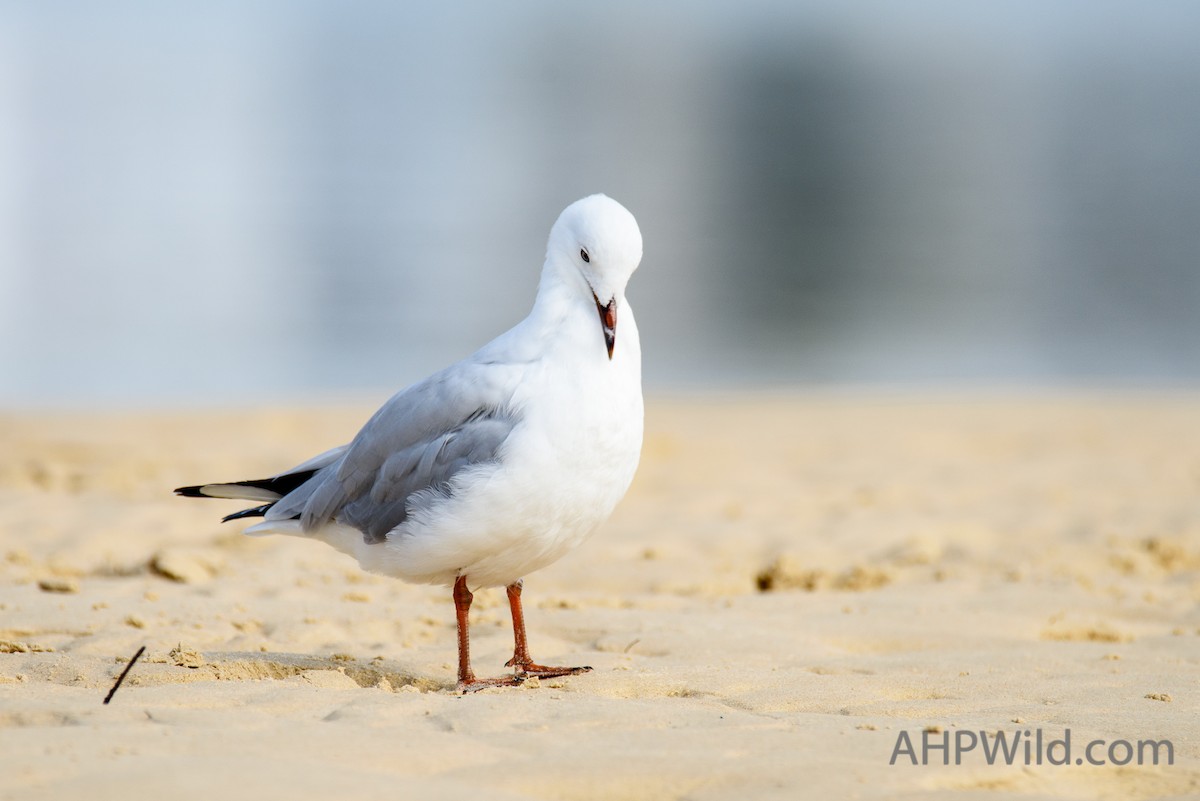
[454,575,523,693]
[503,579,592,678]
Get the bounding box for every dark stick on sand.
[104,646,146,705]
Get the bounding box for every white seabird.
[176,194,644,692]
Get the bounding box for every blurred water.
[1,1,1198,407]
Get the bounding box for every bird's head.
[546,194,643,359]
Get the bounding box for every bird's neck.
[531,258,591,324]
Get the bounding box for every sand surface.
[1,394,1197,800]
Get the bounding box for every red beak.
[594,293,616,359]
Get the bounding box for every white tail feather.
[197,484,281,502]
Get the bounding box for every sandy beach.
[1,394,1197,800]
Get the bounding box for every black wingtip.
[222,504,273,523]
[174,485,208,497]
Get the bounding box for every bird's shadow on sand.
[160,650,449,693]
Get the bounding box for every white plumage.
[177,194,645,690]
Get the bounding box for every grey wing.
[265,363,520,544]
[338,410,515,542]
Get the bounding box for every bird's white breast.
[340,299,643,589]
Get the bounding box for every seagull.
[175,194,644,692]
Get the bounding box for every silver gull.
[176,194,644,692]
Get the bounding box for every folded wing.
[176,362,521,544]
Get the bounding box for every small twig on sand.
[104,646,146,705]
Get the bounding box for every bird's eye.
[580,248,590,263]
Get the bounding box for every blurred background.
[1,1,1197,408]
